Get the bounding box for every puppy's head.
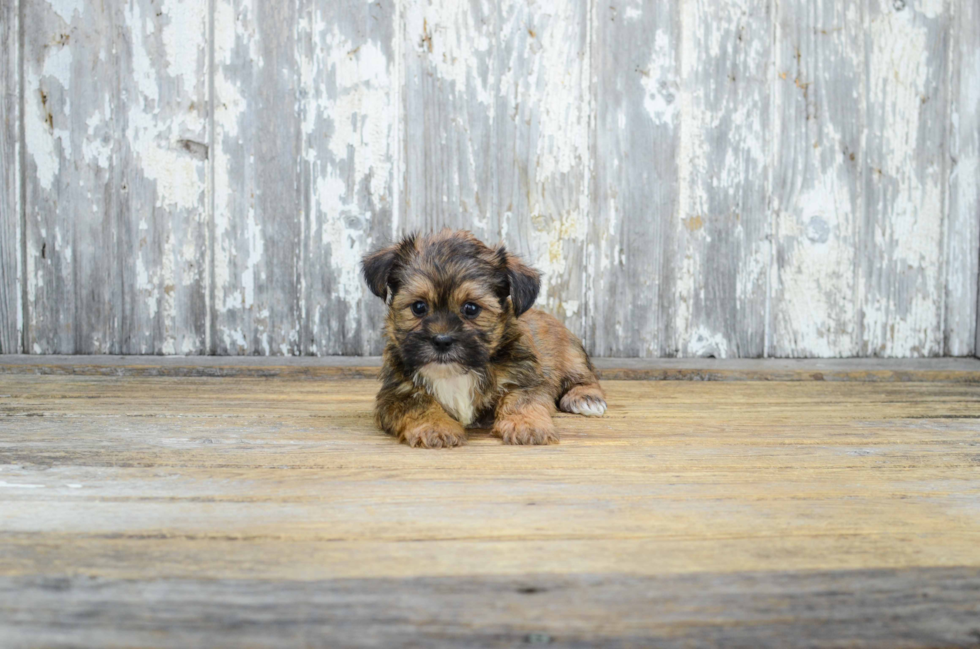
[362,230,540,373]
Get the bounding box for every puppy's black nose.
[431,334,454,352]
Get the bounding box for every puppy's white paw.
[559,386,607,418]
[567,398,606,417]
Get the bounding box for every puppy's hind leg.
[559,383,607,417]
[557,342,607,417]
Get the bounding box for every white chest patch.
[417,363,480,426]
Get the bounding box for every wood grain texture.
[401,0,498,240]
[117,0,210,355]
[5,0,976,359]
[860,0,949,357]
[0,374,979,644]
[4,355,980,381]
[23,0,209,354]
[2,569,980,648]
[496,0,592,341]
[770,0,863,357]
[590,2,679,357]
[672,0,771,358]
[212,0,304,355]
[948,0,980,356]
[0,0,20,354]
[301,0,396,355]
[23,0,111,353]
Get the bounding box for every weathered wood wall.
[1,0,978,357]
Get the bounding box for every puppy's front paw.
[401,420,467,448]
[560,385,607,417]
[493,414,559,445]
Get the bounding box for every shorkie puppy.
[361,229,606,448]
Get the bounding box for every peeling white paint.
[25,79,60,191]
[125,1,205,212]
[405,0,492,106]
[686,325,730,358]
[25,44,74,191]
[160,0,207,85]
[82,112,111,169]
[14,0,972,358]
[674,0,707,350]
[641,30,678,126]
[673,0,769,357]
[497,0,590,330]
[48,0,84,23]
[915,0,945,19]
[303,10,396,347]
[860,2,946,356]
[776,176,858,357]
[212,0,252,349]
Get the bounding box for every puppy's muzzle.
[431,334,454,353]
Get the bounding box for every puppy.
[361,229,606,448]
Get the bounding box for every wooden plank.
[3,355,980,382]
[770,0,864,357]
[1,568,978,648]
[118,0,210,355]
[212,0,304,355]
[301,0,396,355]
[23,0,108,353]
[22,0,209,354]
[400,0,498,240]
[860,0,950,357]
[671,0,771,358]
[589,2,679,357]
[0,378,978,566]
[947,0,980,356]
[0,0,20,354]
[0,376,979,644]
[0,354,384,379]
[496,0,591,340]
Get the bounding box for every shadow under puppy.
[362,229,606,448]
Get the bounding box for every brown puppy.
[361,229,605,448]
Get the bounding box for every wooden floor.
[1,360,979,647]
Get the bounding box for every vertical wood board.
[859,0,949,357]
[23,0,110,353]
[770,0,864,357]
[22,0,209,354]
[670,0,772,358]
[947,0,979,356]
[400,0,498,240]
[496,0,592,340]
[590,1,679,357]
[0,0,21,353]
[300,0,396,356]
[212,0,304,355]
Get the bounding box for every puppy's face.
[362,231,540,375]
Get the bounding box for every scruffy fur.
[361,229,606,448]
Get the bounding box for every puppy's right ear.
[361,235,416,299]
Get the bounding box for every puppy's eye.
[461,302,481,318]
[410,301,428,317]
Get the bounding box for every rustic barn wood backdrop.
[0,0,978,358]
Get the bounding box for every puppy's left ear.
[362,236,415,299]
[497,247,540,317]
